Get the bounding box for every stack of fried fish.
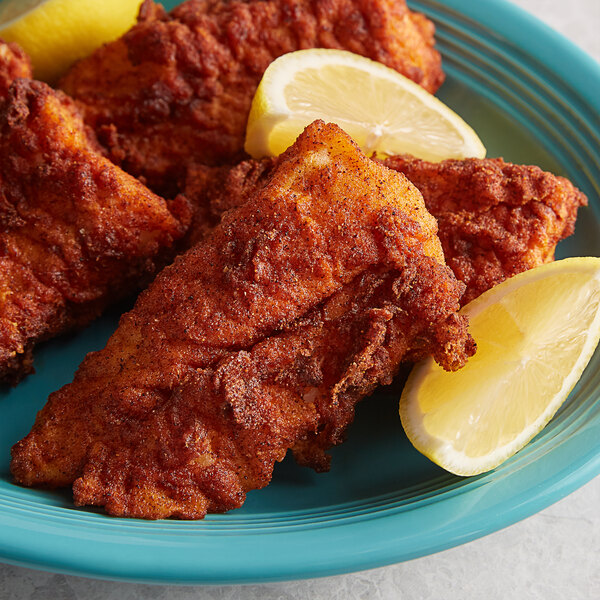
[1,0,586,519]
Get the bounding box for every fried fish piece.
[59,0,444,192]
[0,40,31,96]
[383,155,587,304]
[12,121,473,518]
[185,154,587,304]
[0,80,190,384]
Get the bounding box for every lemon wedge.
[245,48,486,160]
[0,0,143,82]
[399,257,600,476]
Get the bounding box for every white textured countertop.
[1,1,599,598]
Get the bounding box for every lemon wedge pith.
[400,257,600,476]
[245,48,486,161]
[0,0,143,82]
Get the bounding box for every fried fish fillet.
[186,154,587,304]
[0,40,31,97]
[0,80,190,384]
[383,156,587,304]
[12,122,474,519]
[59,0,444,192]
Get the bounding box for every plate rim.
[1,0,600,584]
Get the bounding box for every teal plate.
[1,0,599,585]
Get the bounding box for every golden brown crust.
[59,0,444,192]
[11,122,472,518]
[0,80,191,384]
[382,155,588,304]
[186,154,587,304]
[184,158,276,245]
[0,39,32,97]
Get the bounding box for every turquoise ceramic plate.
[1,0,599,584]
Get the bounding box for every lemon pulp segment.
[245,49,486,161]
[400,257,600,475]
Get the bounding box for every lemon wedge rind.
[0,0,143,82]
[400,257,600,477]
[245,48,486,161]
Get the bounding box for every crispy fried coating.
[186,154,587,304]
[12,122,473,519]
[0,80,191,384]
[59,0,444,192]
[382,156,587,304]
[184,156,275,243]
[0,40,31,97]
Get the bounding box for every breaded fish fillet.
[12,122,474,519]
[59,0,444,192]
[186,154,587,304]
[383,156,587,304]
[0,80,190,384]
[0,40,31,96]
